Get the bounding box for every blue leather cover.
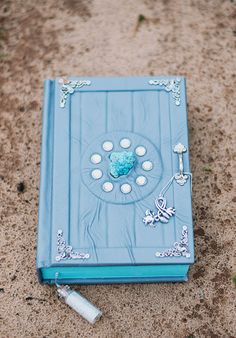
[37,76,194,282]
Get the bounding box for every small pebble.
[17,182,25,193]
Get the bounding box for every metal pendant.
[142,142,191,228]
[143,196,175,227]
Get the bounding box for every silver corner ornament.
[55,229,90,261]
[59,78,91,108]
[173,143,188,186]
[155,226,190,258]
[148,78,181,106]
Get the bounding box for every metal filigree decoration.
[55,229,90,261]
[143,196,175,227]
[155,226,190,258]
[142,142,191,226]
[173,143,188,186]
[59,78,91,108]
[148,78,181,106]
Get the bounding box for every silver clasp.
[173,143,188,186]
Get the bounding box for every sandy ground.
[0,0,236,337]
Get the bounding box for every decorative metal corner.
[59,78,91,108]
[55,229,90,261]
[148,78,181,106]
[155,226,190,258]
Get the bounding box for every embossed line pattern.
[67,89,177,259]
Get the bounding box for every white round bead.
[90,153,102,164]
[135,146,146,157]
[102,141,113,152]
[120,138,131,149]
[136,175,147,186]
[142,161,153,171]
[102,182,114,192]
[91,169,103,180]
[120,183,132,194]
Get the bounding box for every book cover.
[37,76,194,284]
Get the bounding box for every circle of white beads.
[102,181,114,192]
[136,175,147,186]
[120,183,132,194]
[142,161,153,171]
[90,153,102,164]
[135,146,146,156]
[120,138,131,149]
[91,169,103,180]
[102,141,113,152]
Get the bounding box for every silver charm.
[143,210,159,227]
[142,142,191,227]
[155,226,190,258]
[173,143,188,186]
[148,78,181,106]
[59,78,91,108]
[143,196,175,227]
[55,230,90,261]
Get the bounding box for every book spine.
[36,79,55,281]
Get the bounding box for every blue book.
[37,76,194,284]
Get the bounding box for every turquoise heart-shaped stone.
[109,151,136,178]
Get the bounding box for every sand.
[0,0,236,337]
